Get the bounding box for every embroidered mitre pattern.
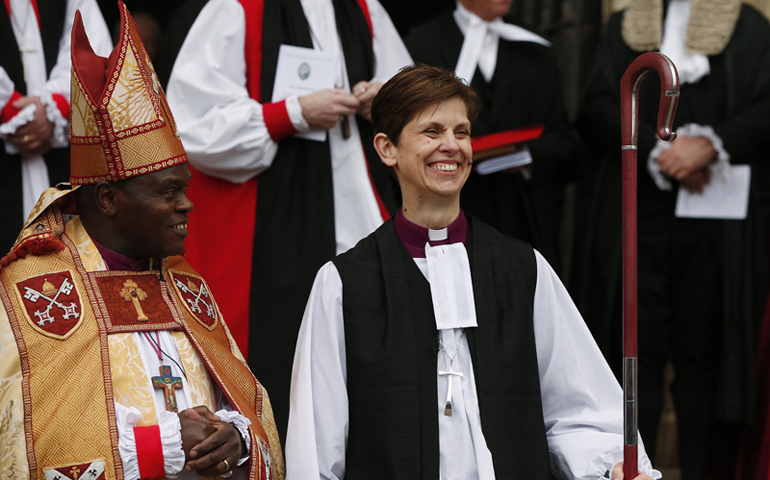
[69,1,187,185]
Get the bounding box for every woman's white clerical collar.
[429,227,449,242]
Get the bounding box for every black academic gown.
[404,10,576,271]
[574,4,770,432]
[0,0,69,254]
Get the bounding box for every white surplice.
[285,248,661,480]
[0,0,111,220]
[167,0,412,254]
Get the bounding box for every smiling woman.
[371,65,480,228]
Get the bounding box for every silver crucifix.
[438,359,464,416]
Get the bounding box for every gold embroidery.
[119,280,149,321]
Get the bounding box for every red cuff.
[51,93,70,119]
[134,425,165,480]
[263,99,297,142]
[1,90,22,123]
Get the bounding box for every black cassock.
[405,10,576,271]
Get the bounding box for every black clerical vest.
[248,0,401,442]
[333,217,550,480]
[0,0,69,254]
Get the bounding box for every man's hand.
[299,88,360,130]
[352,80,383,122]
[178,406,219,462]
[182,407,246,476]
[679,167,712,193]
[611,462,655,480]
[656,136,716,181]
[8,96,54,156]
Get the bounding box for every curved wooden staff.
[620,52,679,480]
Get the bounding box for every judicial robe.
[734,288,770,480]
[404,10,576,271]
[574,4,770,427]
[285,215,659,479]
[166,0,409,442]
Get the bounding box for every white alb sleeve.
[285,262,348,480]
[114,403,185,480]
[0,67,15,112]
[366,0,413,81]
[532,250,660,480]
[167,0,283,184]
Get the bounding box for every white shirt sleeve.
[287,251,659,480]
[39,0,111,148]
[43,0,111,104]
[45,0,112,100]
[285,262,348,480]
[0,67,15,111]
[532,250,660,480]
[114,402,186,480]
[365,0,413,81]
[166,0,281,184]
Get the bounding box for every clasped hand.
[298,80,384,129]
[178,406,246,477]
[7,96,55,157]
[656,136,717,193]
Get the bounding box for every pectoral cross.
[19,40,36,83]
[119,279,148,321]
[438,359,464,416]
[152,365,183,412]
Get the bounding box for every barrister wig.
[621,0,741,55]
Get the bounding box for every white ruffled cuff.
[215,409,252,476]
[115,403,143,480]
[39,92,69,148]
[158,410,186,478]
[0,103,36,155]
[286,94,310,133]
[647,123,731,191]
[114,404,185,480]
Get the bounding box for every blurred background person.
[0,0,110,253]
[405,0,577,272]
[164,0,412,443]
[574,0,770,477]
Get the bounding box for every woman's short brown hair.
[371,64,481,146]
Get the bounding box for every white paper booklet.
[271,45,338,142]
[675,165,751,220]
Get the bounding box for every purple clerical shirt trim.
[93,239,150,272]
[393,209,468,258]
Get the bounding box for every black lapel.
[37,0,65,78]
[438,11,464,71]
[0,4,26,94]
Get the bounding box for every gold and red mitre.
[69,1,187,185]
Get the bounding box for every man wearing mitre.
[0,3,282,479]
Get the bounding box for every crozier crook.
[620,52,679,480]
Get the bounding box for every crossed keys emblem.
[175,278,215,319]
[23,277,80,327]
